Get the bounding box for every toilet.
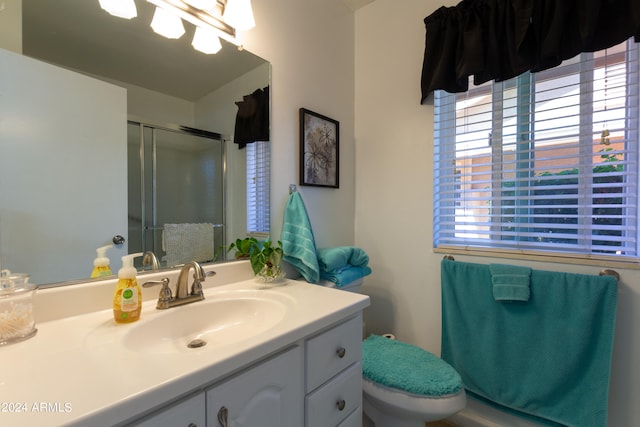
[361,334,466,427]
[313,277,466,426]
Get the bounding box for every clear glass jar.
[0,271,37,345]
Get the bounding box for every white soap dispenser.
[91,244,114,278]
[112,252,143,324]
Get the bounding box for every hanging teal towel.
[280,192,319,283]
[440,259,618,427]
[362,335,462,397]
[490,263,532,302]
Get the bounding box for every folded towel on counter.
[320,265,372,287]
[317,246,370,272]
[280,192,320,283]
[490,263,532,302]
[163,223,214,267]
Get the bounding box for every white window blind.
[434,39,640,259]
[246,140,270,234]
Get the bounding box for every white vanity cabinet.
[206,346,303,427]
[125,314,364,427]
[130,392,206,427]
[3,275,370,427]
[305,314,363,427]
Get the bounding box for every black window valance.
[421,0,640,101]
[233,85,270,149]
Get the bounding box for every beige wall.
[354,0,640,425]
[0,0,22,53]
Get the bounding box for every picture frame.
[299,108,339,188]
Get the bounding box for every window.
[434,39,640,261]
[246,140,270,234]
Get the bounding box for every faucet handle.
[191,270,215,297]
[143,277,172,309]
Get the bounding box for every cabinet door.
[206,346,303,427]
[130,392,205,427]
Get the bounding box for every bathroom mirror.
[0,0,270,286]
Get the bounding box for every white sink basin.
[122,290,291,354]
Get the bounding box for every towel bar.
[442,255,620,283]
[599,269,620,282]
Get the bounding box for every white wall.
[0,49,128,284]
[241,0,356,249]
[354,1,640,425]
[195,62,270,246]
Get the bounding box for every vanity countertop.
[0,277,369,426]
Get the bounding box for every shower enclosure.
[127,121,225,269]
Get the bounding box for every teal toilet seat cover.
[362,334,462,397]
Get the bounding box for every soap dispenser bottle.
[91,245,114,278]
[113,252,143,324]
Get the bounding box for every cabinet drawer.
[306,314,362,391]
[336,407,361,427]
[305,362,362,427]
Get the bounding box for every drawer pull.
[336,399,346,411]
[336,347,346,358]
[188,424,197,427]
[217,406,228,427]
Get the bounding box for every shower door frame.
[128,119,227,267]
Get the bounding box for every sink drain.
[187,338,207,349]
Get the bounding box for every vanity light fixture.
[183,0,218,10]
[99,0,255,54]
[147,0,253,45]
[150,6,186,39]
[98,0,137,19]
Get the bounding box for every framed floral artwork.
[299,108,339,188]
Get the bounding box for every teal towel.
[280,192,319,283]
[317,246,369,272]
[441,259,617,427]
[320,265,372,287]
[490,263,532,302]
[362,335,462,397]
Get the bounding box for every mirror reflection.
[0,0,270,286]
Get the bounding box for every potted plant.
[251,240,285,282]
[226,237,259,259]
[227,238,285,282]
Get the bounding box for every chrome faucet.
[141,251,160,270]
[143,261,216,310]
[176,261,206,299]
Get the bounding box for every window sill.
[434,245,640,270]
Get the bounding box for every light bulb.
[98,0,137,19]
[192,27,222,54]
[150,7,186,39]
[223,0,255,31]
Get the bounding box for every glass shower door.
[128,122,225,268]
